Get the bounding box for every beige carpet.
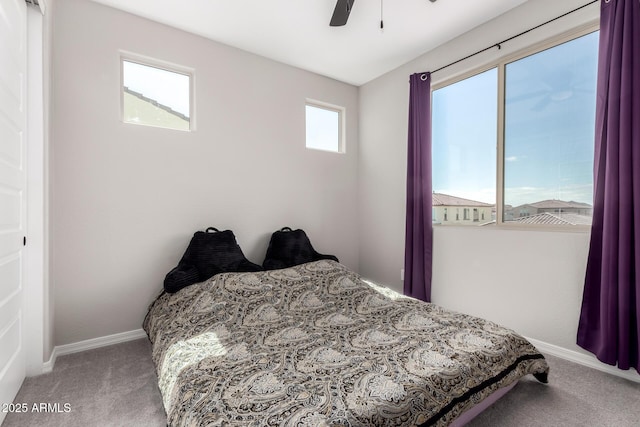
[3,338,639,426]
[2,339,165,427]
[468,352,640,426]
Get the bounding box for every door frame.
[24,0,48,376]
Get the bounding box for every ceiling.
[91,0,529,86]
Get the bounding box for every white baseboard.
[41,351,55,374]
[525,336,640,384]
[41,329,147,374]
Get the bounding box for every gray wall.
[51,0,607,365]
[358,0,599,353]
[51,0,359,345]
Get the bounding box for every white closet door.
[0,0,28,420]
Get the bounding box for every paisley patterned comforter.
[143,260,549,426]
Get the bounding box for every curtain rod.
[429,0,599,75]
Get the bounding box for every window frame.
[305,99,346,153]
[430,23,599,232]
[120,51,195,132]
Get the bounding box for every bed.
[144,260,549,426]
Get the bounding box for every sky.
[306,105,340,152]
[432,31,599,208]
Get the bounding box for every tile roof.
[521,199,592,209]
[432,193,493,207]
[124,86,189,121]
[512,212,592,225]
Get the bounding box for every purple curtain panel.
[404,72,433,302]
[577,0,640,371]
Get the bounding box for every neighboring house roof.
[518,199,592,210]
[432,193,493,207]
[124,86,189,121]
[512,212,592,225]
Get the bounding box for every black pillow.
[163,264,200,294]
[262,227,339,270]
[164,227,262,293]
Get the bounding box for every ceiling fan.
[329,0,437,27]
[330,0,355,27]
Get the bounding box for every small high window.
[122,57,192,131]
[305,100,345,153]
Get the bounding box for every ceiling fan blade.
[330,0,355,27]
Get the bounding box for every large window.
[432,30,598,227]
[122,58,192,131]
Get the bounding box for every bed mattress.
[143,260,548,426]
